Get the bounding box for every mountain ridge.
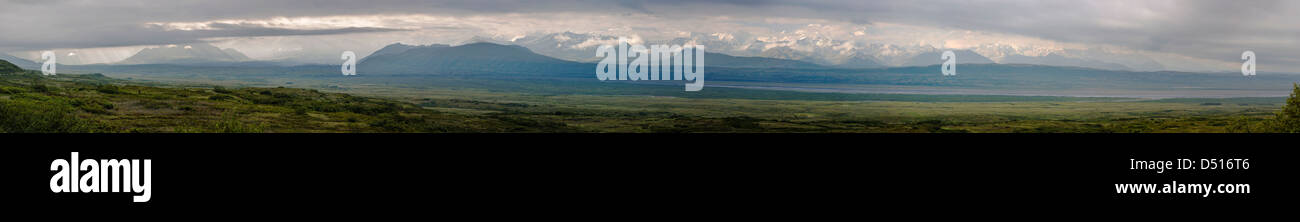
[0,53,39,69]
[0,59,22,73]
[358,42,585,76]
[901,50,995,67]
[118,43,251,65]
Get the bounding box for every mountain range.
[25,40,1300,99]
[0,53,39,70]
[0,59,22,73]
[4,30,1174,72]
[901,50,995,67]
[357,41,844,75]
[1002,53,1129,71]
[117,43,250,65]
[495,31,1169,71]
[357,42,586,76]
[349,41,1290,96]
[705,52,826,69]
[360,43,445,63]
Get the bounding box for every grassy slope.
[0,71,582,132]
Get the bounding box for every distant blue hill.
[0,53,39,70]
[117,43,251,65]
[357,42,828,76]
[707,63,1300,93]
[358,42,587,76]
[1002,53,1131,71]
[705,52,826,69]
[833,55,885,69]
[901,50,995,67]
[360,43,448,63]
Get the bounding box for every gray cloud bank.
[1,0,1296,70]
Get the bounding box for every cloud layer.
[1,0,1295,72]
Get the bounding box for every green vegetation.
[0,59,20,73]
[0,71,581,132]
[1260,84,1300,133]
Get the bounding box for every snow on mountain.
[462,31,1163,71]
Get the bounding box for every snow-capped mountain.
[462,31,1165,71]
[510,32,617,62]
[860,44,939,67]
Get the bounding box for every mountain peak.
[457,42,532,52]
[458,36,510,45]
[1002,53,1133,71]
[358,41,580,75]
[363,43,450,62]
[118,42,249,65]
[0,53,39,69]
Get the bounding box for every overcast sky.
[1,0,1296,72]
